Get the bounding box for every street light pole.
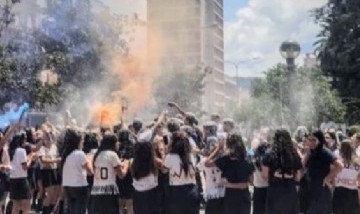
[225,57,260,105]
[280,41,301,131]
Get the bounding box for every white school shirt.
[62,150,88,187]
[253,170,268,188]
[133,173,158,192]
[91,150,121,195]
[38,144,59,169]
[164,153,196,186]
[10,148,28,178]
[197,159,225,200]
[335,160,360,190]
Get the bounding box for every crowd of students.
[0,106,359,214]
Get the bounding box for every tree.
[234,64,346,131]
[313,0,360,124]
[0,1,129,110]
[154,65,207,115]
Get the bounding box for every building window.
[215,59,224,70]
[215,4,223,17]
[215,37,223,49]
[214,47,224,58]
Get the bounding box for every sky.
[108,0,327,77]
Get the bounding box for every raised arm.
[323,159,343,188]
[205,139,225,167]
[0,123,19,148]
[168,102,186,117]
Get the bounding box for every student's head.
[306,129,326,150]
[223,119,235,133]
[61,128,83,166]
[184,113,198,126]
[324,131,337,151]
[210,113,221,123]
[226,133,246,160]
[170,131,192,176]
[294,126,309,143]
[83,132,98,154]
[42,130,55,146]
[93,133,119,165]
[273,129,293,148]
[64,128,83,150]
[9,132,26,161]
[25,128,35,144]
[170,131,191,155]
[132,142,156,180]
[117,129,134,159]
[132,118,143,133]
[203,121,217,137]
[340,139,355,164]
[117,129,132,144]
[167,118,181,133]
[10,132,26,149]
[99,133,118,152]
[271,129,301,174]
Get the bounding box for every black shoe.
[36,199,43,212]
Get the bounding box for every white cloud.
[224,0,327,77]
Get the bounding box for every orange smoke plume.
[91,103,122,127]
[89,22,164,127]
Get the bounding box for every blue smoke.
[0,103,30,130]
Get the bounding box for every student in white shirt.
[197,122,225,214]
[197,146,225,214]
[333,139,360,214]
[38,131,61,214]
[90,134,124,214]
[162,131,199,214]
[8,133,35,214]
[62,129,93,214]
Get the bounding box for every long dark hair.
[310,129,326,148]
[325,131,337,151]
[117,129,134,159]
[227,133,247,160]
[170,131,192,176]
[269,129,301,175]
[340,139,356,165]
[9,133,26,161]
[93,134,118,166]
[25,128,34,144]
[83,132,98,154]
[132,142,156,180]
[61,129,83,168]
[254,142,271,169]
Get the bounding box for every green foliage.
[234,64,346,130]
[313,0,360,124]
[154,66,206,115]
[0,1,125,109]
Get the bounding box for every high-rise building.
[148,0,225,114]
[304,53,318,68]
